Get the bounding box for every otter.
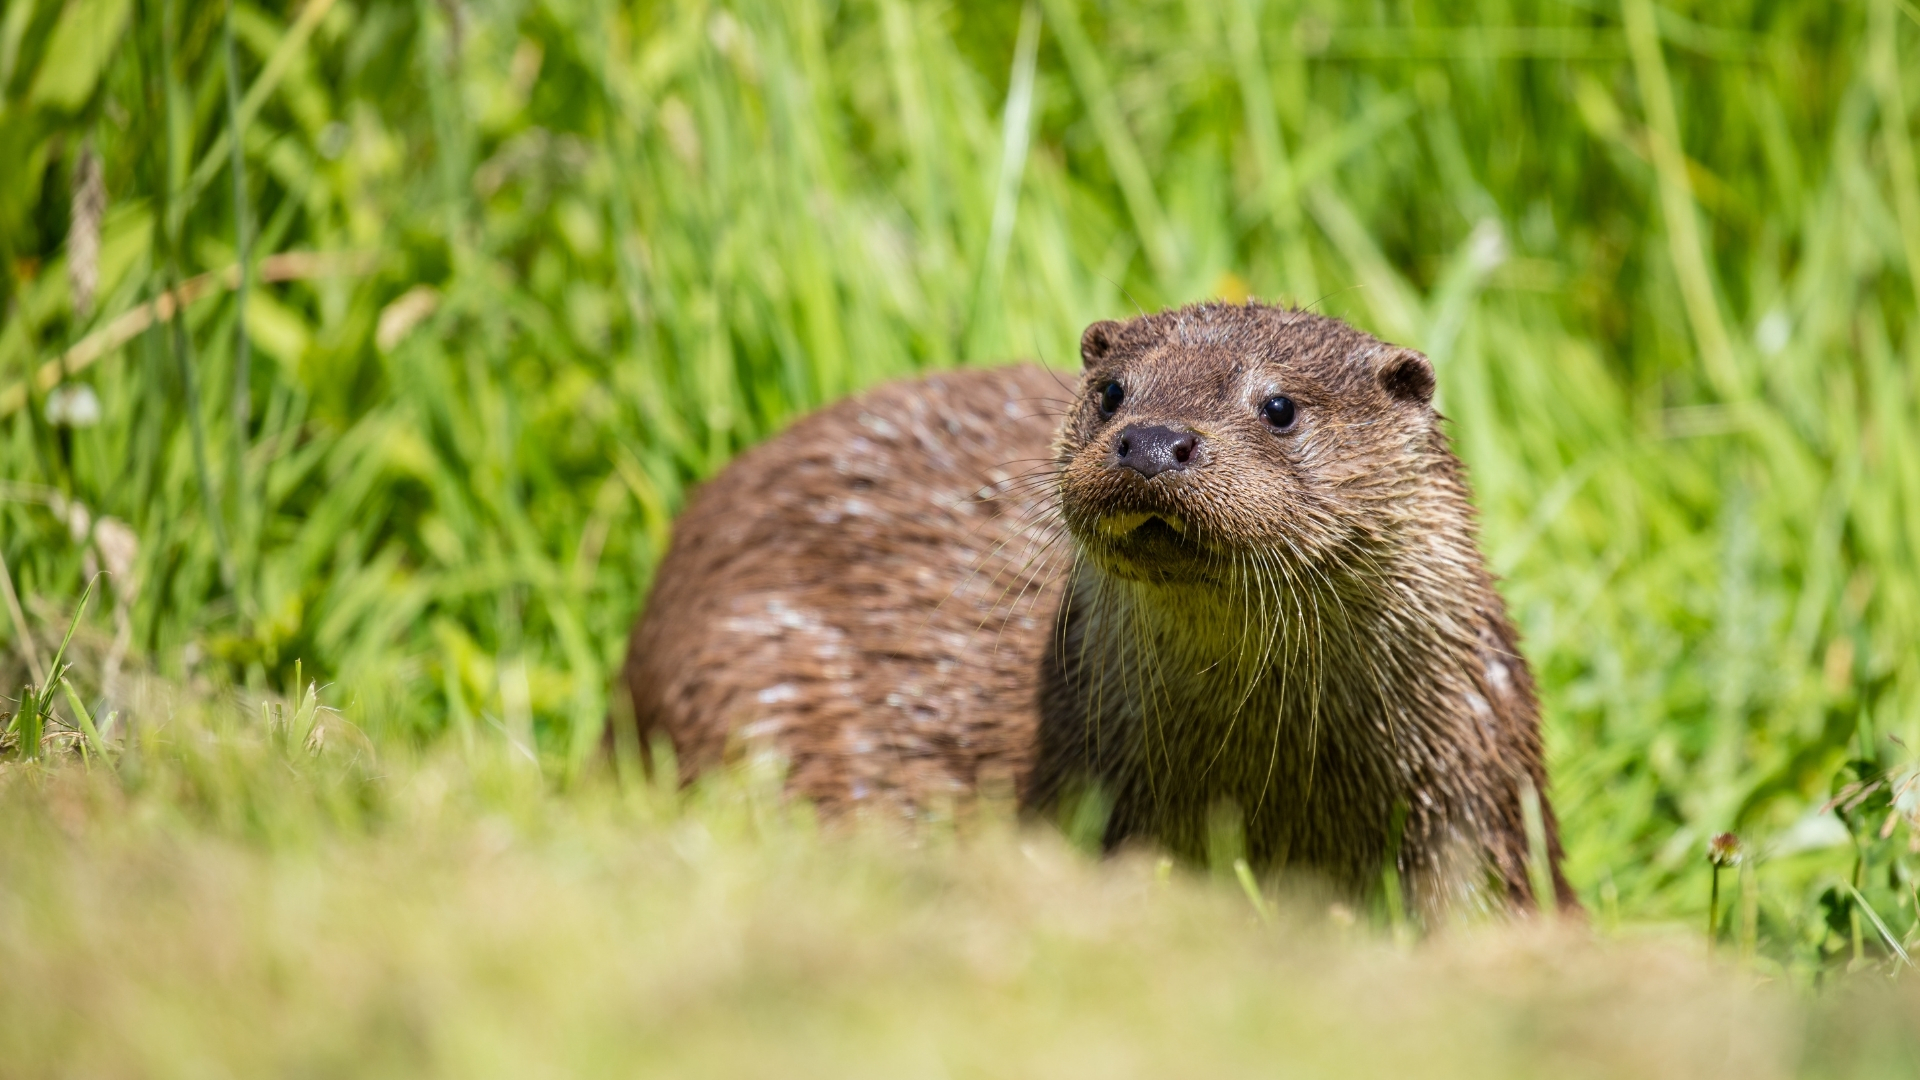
[618,302,1575,916]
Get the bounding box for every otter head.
[1055,302,1440,586]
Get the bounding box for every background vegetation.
[4,0,1920,1069]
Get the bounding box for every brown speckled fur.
[619,303,1575,916]
[621,365,1071,813]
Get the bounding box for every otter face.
[1054,302,1439,585]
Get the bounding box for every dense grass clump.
[4,692,1920,1078]
[2,0,1919,979]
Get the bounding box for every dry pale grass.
[2,702,1912,1080]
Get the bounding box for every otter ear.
[1377,348,1436,404]
[1080,320,1122,367]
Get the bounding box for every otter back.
[620,365,1069,815]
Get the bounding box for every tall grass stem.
[1622,0,1742,400]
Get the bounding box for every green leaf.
[27,0,132,112]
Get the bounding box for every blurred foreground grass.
[4,0,1920,1015]
[4,682,1919,1079]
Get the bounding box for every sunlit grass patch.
[3,691,1897,1080]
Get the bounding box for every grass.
[2,0,1920,1065]
[2,687,1918,1078]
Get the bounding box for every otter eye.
[1262,394,1297,430]
[1099,381,1125,416]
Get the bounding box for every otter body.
[621,304,1573,914]
[621,365,1069,810]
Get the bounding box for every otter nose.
[1113,424,1199,478]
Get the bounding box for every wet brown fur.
[620,366,1070,811]
[619,302,1575,916]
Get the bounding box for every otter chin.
[1097,511,1189,538]
[1088,511,1217,582]
[619,301,1576,921]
